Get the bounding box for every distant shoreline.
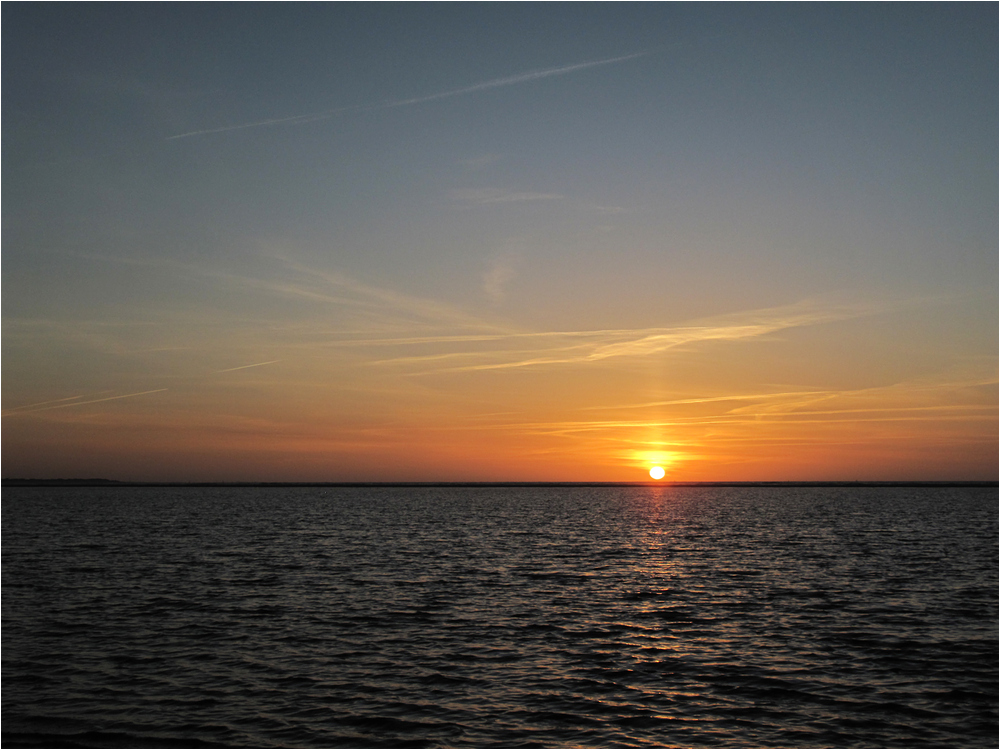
[3,479,997,488]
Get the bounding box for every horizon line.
[3,479,996,488]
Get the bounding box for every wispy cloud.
[431,384,997,455]
[477,374,998,459]
[166,51,646,140]
[65,249,504,335]
[460,154,501,170]
[3,389,169,416]
[483,257,518,302]
[264,255,508,333]
[215,360,282,373]
[580,389,836,411]
[165,112,346,141]
[591,205,633,214]
[3,394,92,412]
[362,300,890,374]
[386,52,647,107]
[450,188,564,204]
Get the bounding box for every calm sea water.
[2,485,997,748]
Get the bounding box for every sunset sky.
[3,4,996,481]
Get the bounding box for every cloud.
[165,112,345,141]
[3,394,91,411]
[434,372,997,450]
[384,51,647,108]
[215,360,282,373]
[265,255,507,332]
[363,300,891,374]
[68,249,503,335]
[460,154,501,170]
[44,254,918,381]
[450,188,564,204]
[165,51,647,140]
[3,389,169,416]
[482,258,518,303]
[552,374,999,448]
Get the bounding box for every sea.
[2,484,997,749]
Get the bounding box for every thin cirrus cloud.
[214,360,282,373]
[165,51,647,140]
[10,252,947,435]
[262,255,510,332]
[64,250,505,335]
[450,188,564,204]
[360,300,891,374]
[456,374,997,452]
[516,372,998,462]
[2,389,170,416]
[16,252,928,373]
[483,258,518,302]
[587,376,999,417]
[3,360,286,417]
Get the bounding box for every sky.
[3,3,997,482]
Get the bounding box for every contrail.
[215,360,281,373]
[165,111,356,141]
[4,360,281,417]
[3,394,89,412]
[383,51,647,108]
[3,389,168,416]
[166,51,647,140]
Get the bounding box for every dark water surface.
[3,486,997,748]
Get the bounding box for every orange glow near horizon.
[3,343,996,482]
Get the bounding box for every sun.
[649,466,666,480]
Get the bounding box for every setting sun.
[649,466,666,480]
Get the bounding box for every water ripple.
[3,485,997,748]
